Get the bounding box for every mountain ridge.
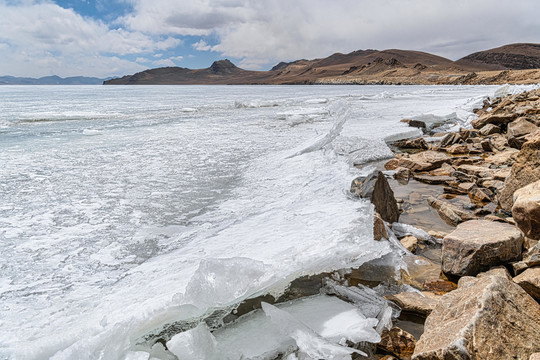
[0,75,108,85]
[104,43,540,85]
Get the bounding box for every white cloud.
[153,59,176,67]
[192,40,211,51]
[0,1,180,76]
[124,0,540,69]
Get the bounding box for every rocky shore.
[351,87,540,359]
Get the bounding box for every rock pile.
[364,88,540,360]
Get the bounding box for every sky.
[0,0,539,78]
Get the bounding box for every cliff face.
[104,43,540,85]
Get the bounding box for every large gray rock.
[351,170,399,223]
[442,220,523,277]
[412,268,540,360]
[512,180,540,240]
[499,131,540,211]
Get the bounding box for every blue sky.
[0,0,539,78]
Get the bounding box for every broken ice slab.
[167,294,381,360]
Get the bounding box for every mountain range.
[104,43,540,85]
[0,75,108,85]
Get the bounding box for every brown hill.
[104,44,540,85]
[456,43,540,70]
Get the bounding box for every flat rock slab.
[385,291,439,317]
[412,174,454,185]
[427,196,475,227]
[513,267,540,301]
[399,151,451,172]
[442,220,523,277]
[413,268,540,360]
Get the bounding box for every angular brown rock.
[393,137,429,150]
[499,131,540,211]
[513,267,540,301]
[351,170,400,223]
[385,291,439,316]
[398,151,451,172]
[427,196,475,227]
[378,327,417,360]
[441,220,523,277]
[401,119,426,130]
[445,143,469,154]
[471,112,516,129]
[412,268,540,360]
[400,235,418,253]
[374,212,388,241]
[512,180,540,240]
[507,117,538,139]
[479,123,501,136]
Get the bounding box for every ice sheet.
[1,84,531,359]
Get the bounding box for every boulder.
[400,235,418,252]
[401,119,426,129]
[479,123,501,136]
[398,151,451,172]
[412,268,540,360]
[378,327,417,360]
[513,267,540,301]
[531,354,540,360]
[512,180,540,240]
[471,112,516,129]
[351,170,400,223]
[441,220,523,277]
[499,131,540,211]
[385,291,439,316]
[427,196,475,226]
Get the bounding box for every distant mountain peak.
[209,59,240,74]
